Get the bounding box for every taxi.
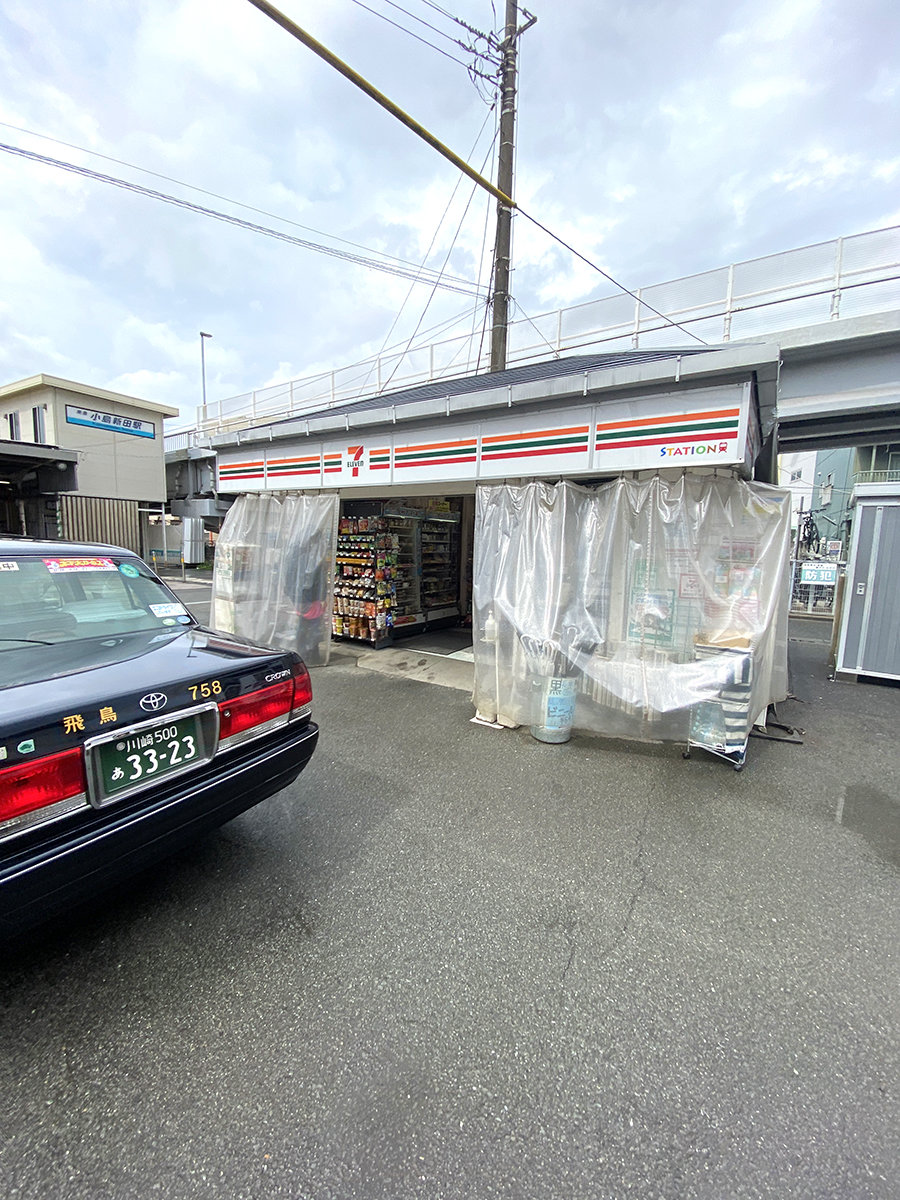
[0,538,319,934]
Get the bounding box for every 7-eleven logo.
[346,445,365,476]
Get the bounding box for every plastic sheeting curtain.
[211,492,339,667]
[473,476,791,742]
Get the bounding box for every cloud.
[0,0,897,424]
[730,77,814,109]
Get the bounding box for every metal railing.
[164,225,900,450]
[853,470,900,485]
[164,430,198,452]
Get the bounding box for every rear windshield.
[0,554,195,649]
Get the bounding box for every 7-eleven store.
[212,346,777,658]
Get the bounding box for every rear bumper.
[0,720,318,936]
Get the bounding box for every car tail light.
[291,660,312,715]
[217,680,294,748]
[0,748,87,825]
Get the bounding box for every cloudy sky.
[1,0,898,430]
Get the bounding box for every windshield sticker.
[150,602,187,618]
[0,561,20,571]
[176,614,192,624]
[43,557,117,573]
[118,563,141,578]
[162,618,176,625]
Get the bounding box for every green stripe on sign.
[596,419,737,443]
[484,435,588,453]
[395,446,476,462]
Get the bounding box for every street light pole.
[200,331,212,414]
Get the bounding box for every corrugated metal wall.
[57,494,142,554]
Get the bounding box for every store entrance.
[332,494,475,655]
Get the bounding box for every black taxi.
[0,538,319,934]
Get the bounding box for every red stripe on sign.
[370,464,390,470]
[398,438,476,453]
[221,471,265,479]
[596,407,741,433]
[396,455,477,468]
[599,430,739,451]
[481,444,589,462]
[268,468,320,476]
[482,424,590,445]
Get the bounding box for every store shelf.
[333,525,397,644]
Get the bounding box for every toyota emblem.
[139,692,168,712]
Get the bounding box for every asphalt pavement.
[1,586,897,1200]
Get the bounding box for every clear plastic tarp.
[211,492,339,667]
[472,476,791,745]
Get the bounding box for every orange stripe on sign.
[482,424,589,445]
[396,454,477,468]
[268,455,319,465]
[222,460,264,469]
[596,408,741,433]
[397,438,476,454]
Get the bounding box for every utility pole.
[200,331,212,414]
[490,2,533,373]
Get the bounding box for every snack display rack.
[332,518,397,646]
[331,503,464,644]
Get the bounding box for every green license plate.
[94,713,210,801]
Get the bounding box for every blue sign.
[800,562,838,586]
[66,404,155,439]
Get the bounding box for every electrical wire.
[274,301,493,412]
[468,105,499,371]
[345,0,475,71]
[414,0,501,47]
[516,208,709,346]
[378,125,499,393]
[364,0,500,60]
[431,298,492,378]
[509,298,561,359]
[0,141,486,297]
[0,118,458,278]
[362,108,498,395]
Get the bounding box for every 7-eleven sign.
[346,445,365,477]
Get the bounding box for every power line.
[357,108,497,397]
[378,115,499,393]
[0,119,468,282]
[0,141,487,297]
[379,0,499,57]
[510,298,561,359]
[516,208,709,346]
[414,0,502,47]
[345,0,477,72]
